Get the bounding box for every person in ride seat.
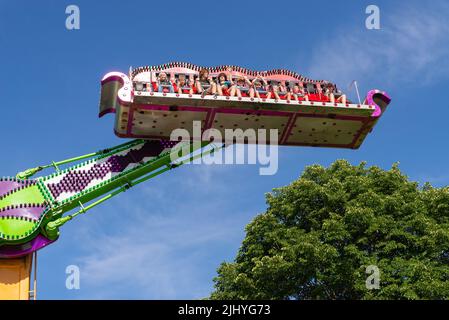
[324,83,347,104]
[286,81,309,102]
[175,74,194,95]
[216,67,237,97]
[195,68,217,97]
[235,76,252,98]
[250,75,269,99]
[154,72,174,93]
[269,80,287,101]
[315,83,328,101]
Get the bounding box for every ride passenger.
[250,75,269,99]
[286,81,309,102]
[299,82,309,101]
[235,76,252,98]
[154,72,174,93]
[216,67,237,97]
[175,74,194,95]
[195,69,217,97]
[324,83,347,104]
[269,80,287,101]
[334,85,347,104]
[316,83,326,101]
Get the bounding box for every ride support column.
[0,253,33,300]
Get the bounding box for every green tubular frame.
[1,139,223,246]
[36,140,220,240]
[44,141,221,239]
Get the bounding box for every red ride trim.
[151,82,158,92]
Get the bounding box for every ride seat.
[305,83,317,94]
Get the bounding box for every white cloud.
[306,1,449,91]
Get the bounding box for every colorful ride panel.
[0,139,201,259]
[99,62,391,149]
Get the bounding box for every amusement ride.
[0,62,391,299]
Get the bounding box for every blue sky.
[1,0,449,299]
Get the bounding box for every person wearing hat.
[216,67,237,97]
[235,75,252,98]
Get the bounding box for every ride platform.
[99,62,391,149]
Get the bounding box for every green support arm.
[0,139,223,258]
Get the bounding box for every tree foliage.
[210,160,449,299]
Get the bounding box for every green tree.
[210,160,449,300]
